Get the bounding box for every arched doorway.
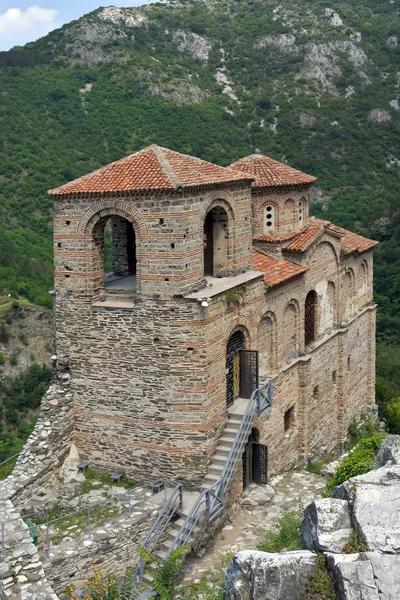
[226,331,244,408]
[242,428,268,488]
[203,206,228,276]
[94,215,137,290]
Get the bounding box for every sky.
[0,1,156,50]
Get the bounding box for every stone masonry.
[45,145,377,487]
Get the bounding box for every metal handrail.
[0,452,21,468]
[164,378,273,558]
[138,482,182,580]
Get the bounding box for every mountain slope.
[0,0,399,341]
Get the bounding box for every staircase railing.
[138,481,183,580]
[164,378,273,558]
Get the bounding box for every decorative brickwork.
[46,146,377,487]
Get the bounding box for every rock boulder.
[300,498,353,553]
[224,550,317,600]
[377,435,400,466]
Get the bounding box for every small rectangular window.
[284,407,294,432]
[313,385,320,400]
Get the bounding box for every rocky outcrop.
[367,109,391,123]
[300,498,353,553]
[327,552,400,600]
[333,465,400,553]
[377,435,400,466]
[224,550,317,600]
[172,30,211,61]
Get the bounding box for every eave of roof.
[230,154,317,190]
[252,248,308,289]
[48,145,254,198]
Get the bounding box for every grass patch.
[301,553,336,600]
[343,531,370,554]
[305,461,324,475]
[178,573,224,600]
[80,468,136,493]
[0,455,18,480]
[325,432,386,496]
[257,507,304,553]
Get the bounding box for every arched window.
[360,261,369,305]
[284,199,295,232]
[204,206,229,276]
[94,215,137,291]
[305,290,317,346]
[263,204,275,233]
[258,312,277,375]
[282,301,299,361]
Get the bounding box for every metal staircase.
[137,378,273,587]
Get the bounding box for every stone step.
[208,465,224,476]
[212,455,227,467]
[218,435,235,448]
[203,473,221,485]
[222,429,237,440]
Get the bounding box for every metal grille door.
[240,350,259,399]
[252,443,268,485]
[226,331,244,407]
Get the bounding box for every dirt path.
[179,470,326,585]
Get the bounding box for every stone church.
[49,145,377,493]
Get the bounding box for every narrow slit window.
[299,200,304,226]
[284,406,294,432]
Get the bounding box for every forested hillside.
[0,0,399,387]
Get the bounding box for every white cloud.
[0,5,58,50]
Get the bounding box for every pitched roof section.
[230,154,317,189]
[252,249,308,289]
[257,218,378,256]
[330,224,379,255]
[49,145,254,197]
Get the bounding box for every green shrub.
[18,332,28,345]
[305,461,323,475]
[386,400,400,434]
[0,324,10,343]
[257,507,303,553]
[343,531,370,554]
[139,546,186,600]
[9,353,18,366]
[0,352,5,365]
[301,554,336,600]
[325,433,385,496]
[11,301,20,309]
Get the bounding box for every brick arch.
[224,318,253,348]
[257,310,278,374]
[200,190,237,222]
[281,298,301,361]
[309,240,340,267]
[78,200,148,236]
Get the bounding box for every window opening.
[313,385,320,400]
[299,200,304,226]
[99,216,137,291]
[305,290,317,346]
[284,406,294,432]
[264,205,275,233]
[204,206,229,276]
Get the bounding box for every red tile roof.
[230,154,317,189]
[252,249,308,289]
[49,145,254,197]
[257,218,378,256]
[330,224,379,255]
